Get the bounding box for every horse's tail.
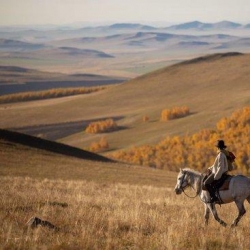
[245,177,250,203]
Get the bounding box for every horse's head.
[174,168,189,194]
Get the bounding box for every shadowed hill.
[0,65,126,95]
[0,129,114,162]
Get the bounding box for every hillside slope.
[1,52,250,151]
[0,131,175,187]
[0,129,113,162]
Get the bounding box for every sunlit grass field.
[1,176,250,250]
[2,139,250,249]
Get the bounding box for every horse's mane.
[182,168,202,188]
[182,168,201,177]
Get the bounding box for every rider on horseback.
[203,140,229,203]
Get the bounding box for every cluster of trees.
[161,106,190,121]
[85,118,118,134]
[89,137,109,152]
[0,86,107,104]
[111,106,250,174]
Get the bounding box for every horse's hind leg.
[204,204,210,225]
[231,199,246,227]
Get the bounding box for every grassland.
[2,138,250,249]
[3,176,250,250]
[2,25,250,249]
[1,53,250,249]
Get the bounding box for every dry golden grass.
[2,51,250,248]
[2,138,250,249]
[0,139,174,186]
[2,176,250,250]
[2,133,250,249]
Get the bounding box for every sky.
[1,0,250,27]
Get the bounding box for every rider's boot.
[205,184,217,203]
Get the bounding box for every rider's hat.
[216,140,227,149]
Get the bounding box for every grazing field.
[2,176,250,250]
[1,138,250,249]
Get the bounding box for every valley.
[1,52,250,154]
[1,21,250,78]
[0,65,126,96]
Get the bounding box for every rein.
[181,171,203,199]
[182,186,199,198]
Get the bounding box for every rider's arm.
[214,152,227,180]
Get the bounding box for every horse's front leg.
[204,204,210,225]
[207,203,227,227]
[231,199,246,227]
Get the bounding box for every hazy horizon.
[1,0,250,27]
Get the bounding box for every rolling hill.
[1,52,250,152]
[24,46,114,59]
[0,38,45,51]
[0,21,248,43]
[0,65,126,95]
[0,129,113,162]
[50,32,239,50]
[1,22,250,78]
[0,129,175,187]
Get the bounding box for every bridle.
[180,171,200,199]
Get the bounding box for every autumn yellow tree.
[89,137,109,152]
[111,106,250,174]
[85,119,118,134]
[161,106,190,121]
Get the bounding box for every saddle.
[202,172,233,204]
[202,173,233,191]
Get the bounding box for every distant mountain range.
[103,21,250,31]
[0,20,250,45]
[166,21,244,30]
[109,23,156,30]
[1,20,250,79]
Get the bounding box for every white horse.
[174,168,250,227]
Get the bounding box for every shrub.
[161,106,190,121]
[85,119,118,134]
[89,137,109,152]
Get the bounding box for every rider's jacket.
[209,150,228,180]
